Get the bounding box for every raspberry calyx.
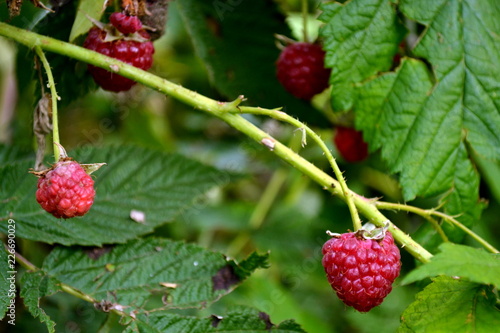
[276,41,331,100]
[321,223,401,312]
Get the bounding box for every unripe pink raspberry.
[35,160,95,219]
[322,229,401,312]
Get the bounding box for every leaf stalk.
[376,201,499,254]
[34,46,61,162]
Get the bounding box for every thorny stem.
[237,107,363,231]
[0,22,432,263]
[374,201,449,243]
[376,201,499,254]
[34,46,61,162]
[302,0,309,43]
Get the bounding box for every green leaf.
[0,144,32,164]
[123,307,307,333]
[402,243,500,287]
[440,144,485,238]
[0,146,233,246]
[319,0,405,111]
[472,148,500,205]
[398,276,500,333]
[69,0,104,43]
[20,271,62,333]
[400,0,500,161]
[42,238,269,310]
[355,58,484,240]
[231,251,270,281]
[175,0,326,126]
[0,246,15,320]
[352,0,500,241]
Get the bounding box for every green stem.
[237,107,363,231]
[4,243,37,271]
[0,22,432,263]
[34,46,61,162]
[59,283,96,303]
[7,244,130,318]
[226,169,288,256]
[302,0,309,43]
[283,169,310,204]
[250,166,288,229]
[376,201,499,254]
[374,201,448,242]
[227,134,301,256]
[249,133,303,229]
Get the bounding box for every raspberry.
[35,160,95,219]
[276,42,331,100]
[322,231,401,312]
[333,126,369,163]
[83,25,154,92]
[391,42,406,70]
[110,12,143,35]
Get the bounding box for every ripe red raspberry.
[276,42,331,100]
[322,230,401,312]
[83,25,154,92]
[333,126,369,163]
[35,160,95,219]
[110,12,143,35]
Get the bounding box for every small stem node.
[34,46,61,162]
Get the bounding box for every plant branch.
[376,201,499,254]
[4,243,37,271]
[0,22,432,263]
[34,46,61,162]
[4,243,131,318]
[237,106,363,230]
[302,0,309,43]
